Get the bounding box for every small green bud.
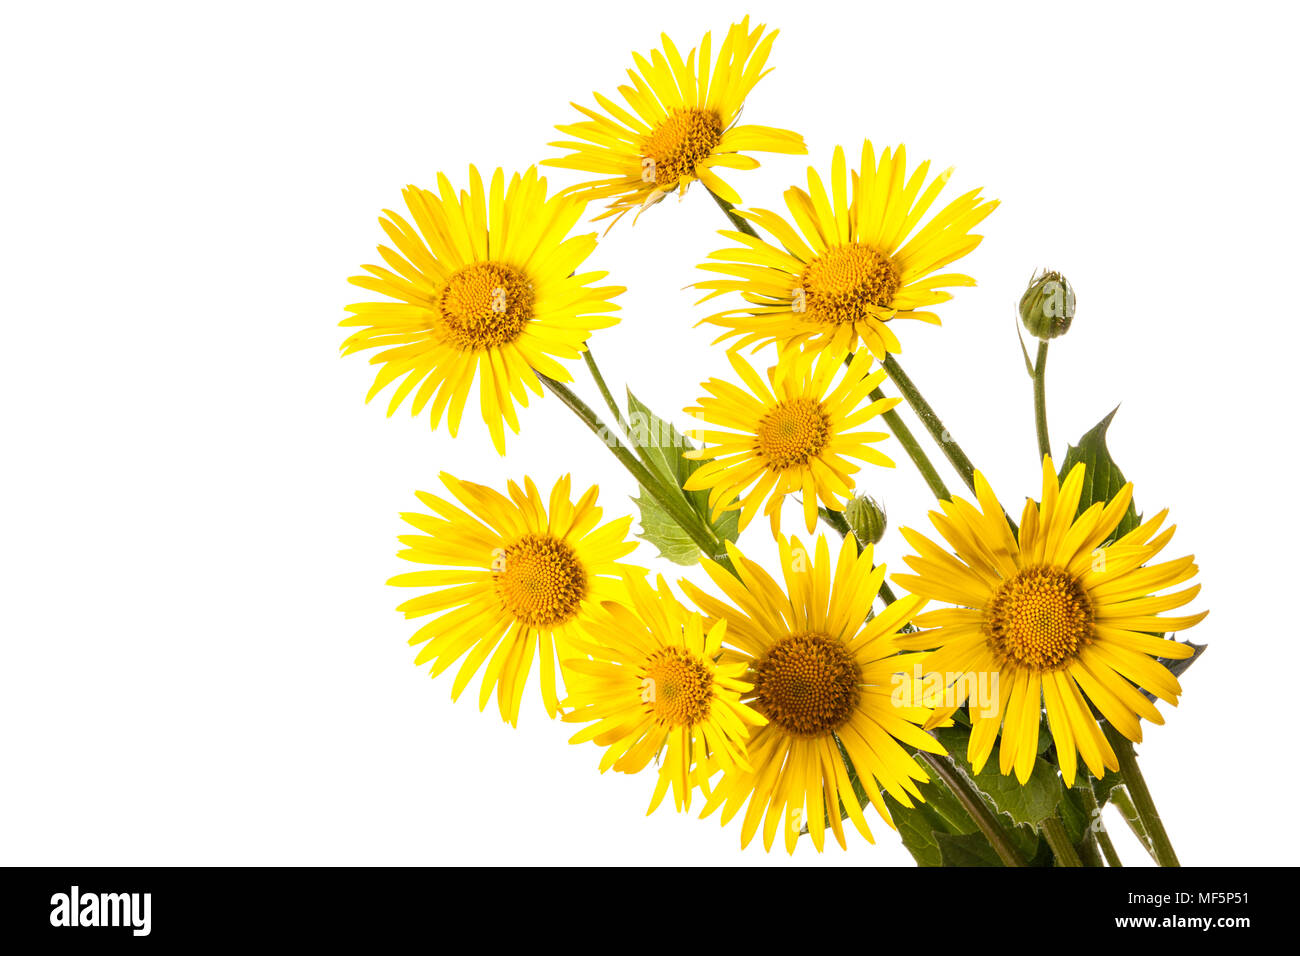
[1019,270,1076,340]
[844,495,887,546]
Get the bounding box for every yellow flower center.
[641,647,713,726]
[436,261,534,350]
[640,108,724,187]
[755,398,831,469]
[985,566,1093,670]
[750,632,861,737]
[799,243,902,325]
[493,533,587,628]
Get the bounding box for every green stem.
[881,355,978,495]
[540,375,732,572]
[582,348,665,479]
[1033,340,1051,461]
[1041,815,1083,867]
[1109,787,1158,863]
[1080,784,1123,867]
[871,386,951,500]
[817,506,900,606]
[582,348,629,436]
[1094,822,1123,867]
[1077,824,1105,868]
[708,187,754,236]
[818,505,852,538]
[1104,726,1180,867]
[918,752,1027,867]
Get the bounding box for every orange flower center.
[755,398,831,469]
[492,533,587,628]
[750,632,861,737]
[985,566,1093,670]
[641,647,713,726]
[799,243,901,326]
[641,108,724,187]
[436,261,534,350]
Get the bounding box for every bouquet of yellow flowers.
[341,18,1205,865]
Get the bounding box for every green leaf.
[885,795,949,867]
[628,491,700,566]
[933,726,1065,828]
[625,390,695,491]
[625,389,738,565]
[1058,782,1090,845]
[937,831,1006,867]
[1057,406,1140,540]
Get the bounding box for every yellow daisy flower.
[680,535,941,853]
[696,142,999,359]
[389,473,641,725]
[891,456,1208,787]
[341,166,623,453]
[683,349,899,536]
[561,573,765,814]
[544,17,806,226]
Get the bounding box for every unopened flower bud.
[844,495,887,546]
[1019,270,1076,340]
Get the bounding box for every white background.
[3,0,1297,866]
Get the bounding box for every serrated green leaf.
[629,493,700,566]
[933,726,1065,827]
[1058,406,1140,540]
[625,389,739,565]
